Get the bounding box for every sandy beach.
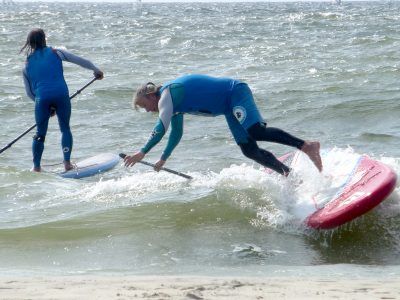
[0,276,399,300]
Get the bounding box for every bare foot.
[32,167,41,172]
[301,141,323,172]
[64,161,74,172]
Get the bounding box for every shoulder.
[51,47,60,54]
[159,87,173,107]
[52,48,69,61]
[169,83,183,90]
[162,83,184,97]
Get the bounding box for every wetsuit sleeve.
[161,113,183,161]
[55,49,101,73]
[140,88,174,154]
[158,88,183,160]
[158,88,174,131]
[22,68,35,101]
[140,119,166,154]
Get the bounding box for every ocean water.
[0,1,399,277]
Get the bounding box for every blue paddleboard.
[60,153,120,179]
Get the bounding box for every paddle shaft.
[0,124,36,154]
[119,153,192,180]
[0,77,97,154]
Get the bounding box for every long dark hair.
[20,28,47,56]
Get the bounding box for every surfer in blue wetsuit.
[21,28,104,172]
[124,74,322,176]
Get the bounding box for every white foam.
[72,147,399,231]
[288,147,361,220]
[256,147,400,231]
[79,170,190,205]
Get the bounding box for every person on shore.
[21,28,104,172]
[123,74,322,176]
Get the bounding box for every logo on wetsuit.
[233,106,247,124]
[145,129,160,144]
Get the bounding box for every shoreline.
[0,276,399,299]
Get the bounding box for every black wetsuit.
[239,122,305,175]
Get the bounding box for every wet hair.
[20,28,47,56]
[133,82,161,110]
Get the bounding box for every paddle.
[119,153,193,180]
[0,77,98,154]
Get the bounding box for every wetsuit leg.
[227,83,308,174]
[226,83,265,144]
[239,140,290,175]
[230,83,264,130]
[55,96,73,162]
[225,111,290,175]
[33,98,52,169]
[248,123,304,149]
[224,109,250,144]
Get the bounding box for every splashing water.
[71,147,399,234]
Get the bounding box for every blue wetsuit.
[141,74,304,175]
[23,47,100,169]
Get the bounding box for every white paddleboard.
[59,153,120,179]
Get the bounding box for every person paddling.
[21,28,104,172]
[124,74,322,176]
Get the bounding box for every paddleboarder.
[124,74,322,176]
[21,28,104,172]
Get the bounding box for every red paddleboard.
[274,151,397,229]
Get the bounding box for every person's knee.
[239,141,259,159]
[259,148,277,161]
[33,134,46,143]
[59,123,71,134]
[247,122,266,140]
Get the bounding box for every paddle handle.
[119,153,192,180]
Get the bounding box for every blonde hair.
[133,82,161,110]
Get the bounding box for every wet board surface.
[276,151,397,229]
[59,153,120,179]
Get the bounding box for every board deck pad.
[275,151,397,229]
[60,153,120,179]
